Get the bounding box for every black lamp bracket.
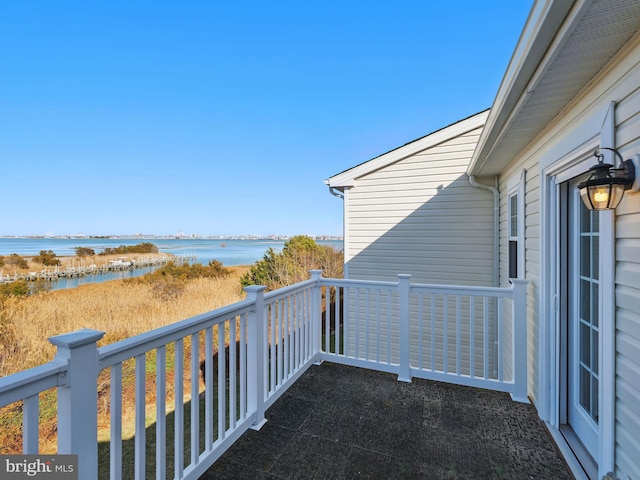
[594,147,636,191]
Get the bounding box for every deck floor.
[201,363,573,479]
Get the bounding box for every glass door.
[567,179,600,462]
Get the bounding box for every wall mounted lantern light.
[577,147,636,210]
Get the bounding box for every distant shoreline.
[0,234,343,241]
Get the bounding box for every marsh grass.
[0,266,249,457]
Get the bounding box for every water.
[0,237,343,290]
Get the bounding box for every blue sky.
[0,1,532,237]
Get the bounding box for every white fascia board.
[468,0,589,176]
[328,110,488,188]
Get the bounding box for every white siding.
[494,32,640,479]
[345,126,495,286]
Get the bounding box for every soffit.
[471,0,640,176]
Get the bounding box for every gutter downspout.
[324,180,347,277]
[468,175,500,378]
[326,184,344,199]
[467,175,499,287]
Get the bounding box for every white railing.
[318,275,528,401]
[0,271,527,479]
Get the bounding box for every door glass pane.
[580,366,591,412]
[592,283,599,328]
[593,235,599,280]
[581,236,590,277]
[578,201,599,423]
[580,280,590,323]
[580,323,590,367]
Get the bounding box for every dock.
[0,255,196,284]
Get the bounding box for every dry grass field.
[0,266,249,377]
[0,265,250,460]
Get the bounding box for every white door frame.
[539,112,616,477]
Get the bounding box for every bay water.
[0,237,342,290]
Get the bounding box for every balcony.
[204,362,571,479]
[0,272,572,479]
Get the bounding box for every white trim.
[599,102,616,475]
[343,187,352,278]
[328,111,488,188]
[539,105,617,478]
[506,171,526,279]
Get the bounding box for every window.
[507,171,525,280]
[508,192,519,278]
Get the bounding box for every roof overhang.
[468,0,640,177]
[326,109,489,190]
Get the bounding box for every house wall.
[495,31,640,479]
[340,121,498,375]
[344,125,495,286]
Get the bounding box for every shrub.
[0,281,30,298]
[99,242,158,255]
[240,235,343,291]
[74,247,96,257]
[5,254,28,269]
[32,250,61,266]
[126,260,230,300]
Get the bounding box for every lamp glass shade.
[579,182,625,210]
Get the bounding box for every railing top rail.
[0,361,66,407]
[410,282,514,297]
[264,278,317,302]
[99,299,254,369]
[319,277,398,290]
[319,276,516,297]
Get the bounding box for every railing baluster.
[418,294,424,370]
[430,293,435,371]
[497,298,504,382]
[156,346,166,480]
[270,304,276,392]
[456,295,461,375]
[190,332,200,466]
[443,294,449,374]
[23,395,39,454]
[288,295,294,369]
[376,290,381,363]
[110,363,123,480]
[336,287,341,356]
[239,315,247,420]
[217,323,226,440]
[355,288,360,359]
[343,287,349,357]
[365,288,371,361]
[325,287,330,353]
[483,297,489,380]
[205,327,214,447]
[297,291,302,367]
[278,300,283,385]
[229,318,237,429]
[470,297,475,378]
[134,353,146,480]
[174,339,184,478]
[386,291,391,365]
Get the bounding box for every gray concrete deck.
[201,363,573,479]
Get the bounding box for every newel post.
[510,279,529,403]
[310,270,323,363]
[398,274,412,383]
[49,328,105,480]
[245,285,268,430]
